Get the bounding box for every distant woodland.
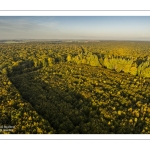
[1,41,150,134]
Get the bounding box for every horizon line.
[0,39,150,42]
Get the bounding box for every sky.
[0,16,150,41]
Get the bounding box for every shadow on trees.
[7,60,41,77]
[10,67,113,134]
[8,62,146,134]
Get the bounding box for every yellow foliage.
[118,110,122,115]
[37,127,43,134]
[28,116,32,121]
[129,119,133,123]
[134,118,138,122]
[129,67,137,75]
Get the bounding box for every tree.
[129,67,137,76]
[66,54,72,62]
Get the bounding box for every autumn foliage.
[1,41,150,134]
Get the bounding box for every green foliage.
[1,41,150,134]
[137,61,150,77]
[141,67,150,77]
[72,51,100,67]
[103,56,133,74]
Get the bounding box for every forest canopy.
[1,40,150,134]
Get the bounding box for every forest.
[0,40,150,134]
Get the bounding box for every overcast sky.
[0,16,150,40]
